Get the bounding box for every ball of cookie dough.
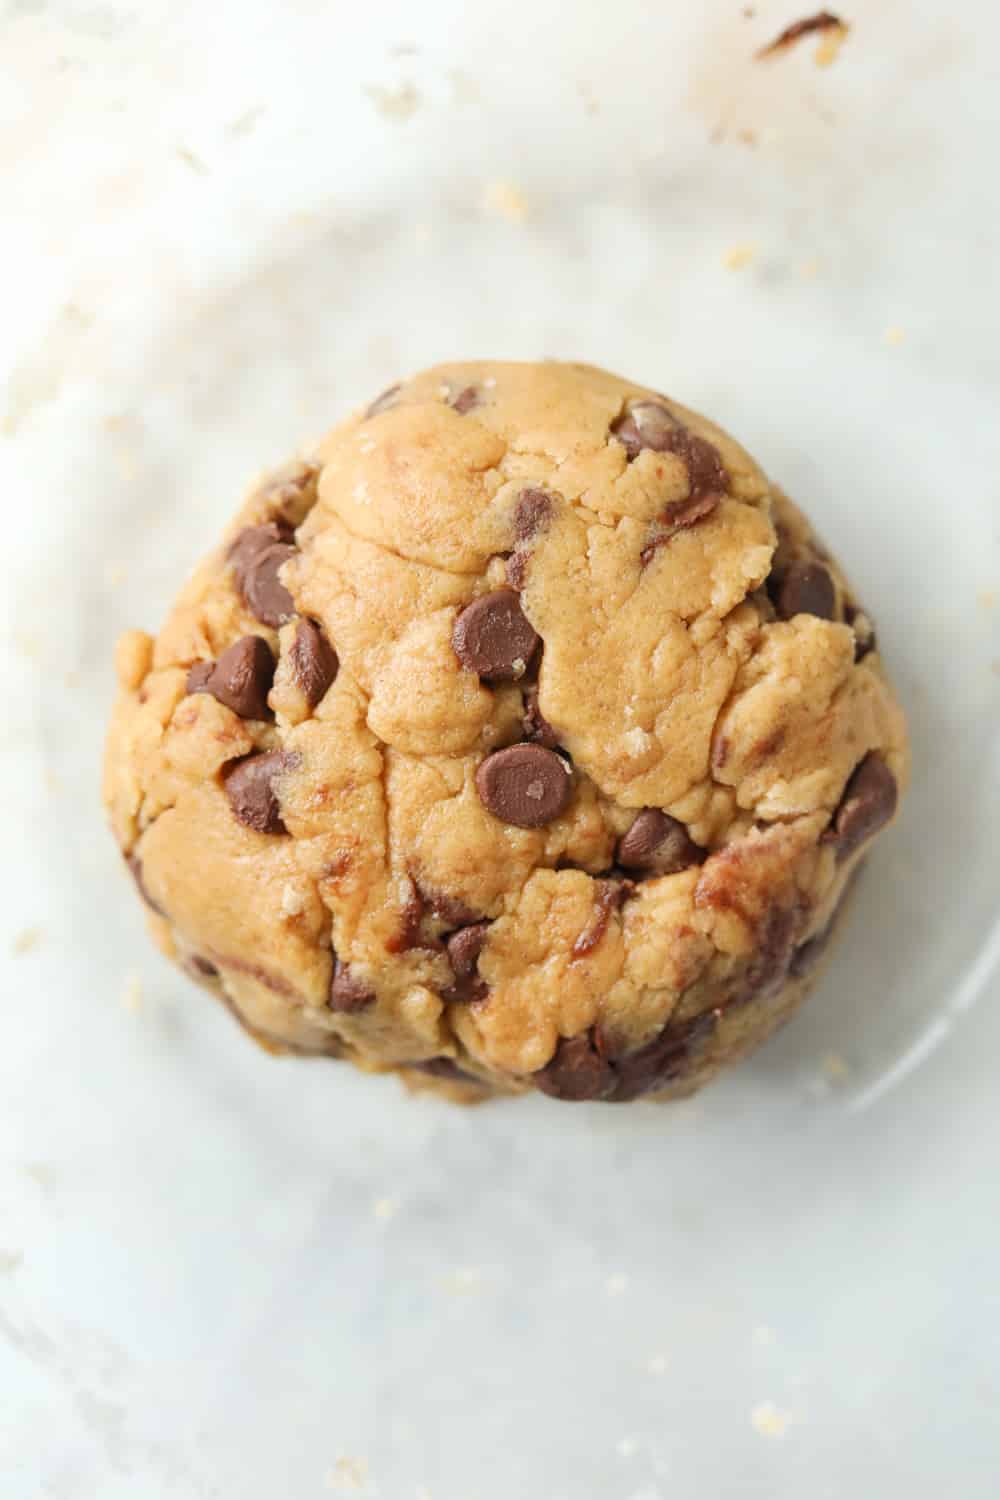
[104,361,909,1104]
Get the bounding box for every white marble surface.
[3,1,1000,1495]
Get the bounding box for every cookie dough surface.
[104,361,909,1103]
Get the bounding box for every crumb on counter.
[12,927,42,957]
[326,1455,369,1491]
[883,325,906,346]
[751,1401,791,1438]
[482,179,530,224]
[723,242,757,271]
[757,11,849,62]
[822,1051,851,1082]
[122,971,143,1013]
[364,81,421,121]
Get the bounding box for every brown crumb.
[991,660,1000,677]
[977,589,996,611]
[757,11,848,60]
[737,127,758,147]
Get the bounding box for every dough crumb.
[751,1401,791,1438]
[616,1435,639,1458]
[978,589,996,611]
[327,1455,369,1490]
[753,1324,777,1347]
[647,1352,669,1375]
[441,1266,485,1294]
[814,23,850,67]
[365,81,421,121]
[0,1249,24,1274]
[447,68,479,104]
[122,971,143,1013]
[722,242,757,271]
[373,1196,398,1222]
[175,144,208,175]
[883,325,906,347]
[483,180,530,224]
[800,257,822,278]
[577,81,600,116]
[12,927,42,957]
[822,1051,851,1083]
[606,1272,629,1297]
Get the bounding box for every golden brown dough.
[104,362,909,1103]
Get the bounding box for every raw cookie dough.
[104,361,909,1104]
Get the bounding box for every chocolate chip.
[522,687,558,748]
[615,403,725,488]
[195,635,275,720]
[450,386,480,415]
[186,660,214,693]
[228,521,293,579]
[617,810,704,876]
[615,406,727,561]
[240,542,297,627]
[364,383,401,419]
[507,489,555,590]
[289,619,338,707]
[614,403,727,489]
[452,589,539,681]
[444,922,490,1003]
[328,959,376,1013]
[661,490,721,529]
[535,1032,617,1102]
[571,879,634,959]
[665,429,728,500]
[475,744,572,828]
[223,750,297,834]
[733,904,802,1003]
[535,1005,721,1103]
[825,752,897,861]
[611,400,679,460]
[514,487,553,541]
[641,493,721,562]
[421,888,479,928]
[609,1008,720,1102]
[125,853,164,916]
[773,561,836,621]
[188,954,219,978]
